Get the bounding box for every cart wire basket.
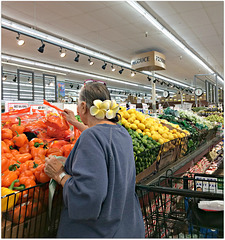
[1,182,63,238]
[136,171,224,238]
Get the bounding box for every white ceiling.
[1,1,224,92]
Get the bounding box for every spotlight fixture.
[111,65,116,72]
[131,71,136,77]
[102,62,107,70]
[119,67,124,74]
[161,81,164,85]
[59,47,66,58]
[70,84,73,88]
[74,52,80,62]
[145,93,147,97]
[13,76,17,82]
[37,40,45,53]
[77,85,80,90]
[153,79,157,83]
[2,75,7,81]
[16,33,25,46]
[147,76,151,81]
[138,93,141,97]
[88,57,94,65]
[167,83,170,87]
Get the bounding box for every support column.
[215,74,218,106]
[151,71,156,113]
[181,91,184,109]
[194,75,197,107]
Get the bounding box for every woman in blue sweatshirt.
[44,81,145,238]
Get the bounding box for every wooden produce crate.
[136,161,158,184]
[156,139,180,171]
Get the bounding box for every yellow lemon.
[121,118,127,126]
[144,129,150,133]
[162,133,168,139]
[134,120,140,125]
[124,122,130,129]
[128,117,135,123]
[158,128,164,135]
[136,129,142,134]
[152,134,159,141]
[150,126,155,132]
[173,134,178,139]
[168,134,174,141]
[176,132,182,138]
[181,133,185,138]
[123,112,130,119]
[130,124,138,130]
[146,132,152,138]
[127,109,136,114]
[158,138,165,145]
[145,123,151,129]
[138,123,145,131]
[171,129,177,134]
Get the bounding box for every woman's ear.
[80,101,87,114]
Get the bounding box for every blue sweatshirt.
[57,124,145,238]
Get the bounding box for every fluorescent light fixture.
[127,1,221,79]
[2,61,67,76]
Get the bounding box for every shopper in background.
[44,81,145,238]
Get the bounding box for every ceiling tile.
[170,1,203,13]
[181,8,211,27]
[145,1,177,16]
[36,1,84,18]
[89,8,129,28]
[70,15,109,32]
[205,3,224,23]
[192,24,218,38]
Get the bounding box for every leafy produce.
[75,115,82,122]
[179,110,214,130]
[192,107,207,112]
[206,114,224,124]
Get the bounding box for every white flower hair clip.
[90,100,119,120]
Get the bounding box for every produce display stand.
[139,136,223,186]
[136,173,224,238]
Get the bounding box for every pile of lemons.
[119,107,188,145]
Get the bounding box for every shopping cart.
[1,182,63,238]
[136,170,224,238]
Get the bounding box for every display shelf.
[141,136,223,185]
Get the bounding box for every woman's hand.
[61,109,77,125]
[44,156,64,183]
[62,109,88,132]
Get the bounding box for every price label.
[5,102,29,112]
[119,102,127,108]
[142,103,148,110]
[130,104,136,109]
[30,105,46,112]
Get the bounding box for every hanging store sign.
[131,51,166,71]
[57,82,65,98]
